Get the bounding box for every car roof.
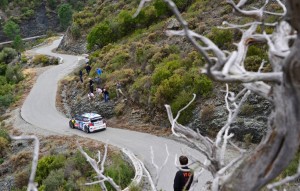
[81,113,102,118]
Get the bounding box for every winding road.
[21,37,211,190]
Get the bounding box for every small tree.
[58,3,73,30]
[3,20,20,40]
[13,35,24,51]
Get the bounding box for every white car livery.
[69,113,106,133]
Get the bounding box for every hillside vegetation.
[60,0,275,142]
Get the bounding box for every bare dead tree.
[10,135,39,191]
[134,0,300,190]
[150,144,170,186]
[77,142,121,191]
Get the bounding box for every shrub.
[0,63,7,75]
[240,103,255,116]
[243,133,253,147]
[114,102,126,116]
[105,153,134,189]
[47,0,57,10]
[70,23,81,39]
[244,55,263,72]
[208,27,233,49]
[5,64,24,83]
[170,91,196,124]
[0,137,9,157]
[22,9,35,19]
[281,150,300,177]
[87,21,115,50]
[129,183,142,191]
[13,35,24,51]
[0,47,17,63]
[20,56,28,64]
[15,169,30,189]
[32,55,50,66]
[3,20,20,39]
[58,3,73,30]
[36,155,66,185]
[0,94,15,107]
[10,151,32,170]
[42,168,65,191]
[201,104,216,122]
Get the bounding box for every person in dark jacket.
[88,78,94,93]
[79,70,83,83]
[173,156,194,191]
[85,64,92,75]
[103,88,109,102]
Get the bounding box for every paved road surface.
[21,37,212,190]
[0,35,46,46]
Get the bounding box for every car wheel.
[84,126,90,133]
[69,120,74,129]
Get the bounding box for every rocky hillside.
[57,0,278,143]
[0,0,90,42]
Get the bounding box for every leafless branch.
[150,144,170,186]
[77,142,121,191]
[10,135,39,191]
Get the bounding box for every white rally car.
[69,113,106,133]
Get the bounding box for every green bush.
[42,169,65,191]
[58,3,73,30]
[0,47,17,63]
[0,63,7,75]
[170,91,196,124]
[240,103,255,116]
[282,150,300,177]
[5,65,24,83]
[105,153,134,189]
[87,21,115,50]
[208,27,233,49]
[3,20,20,39]
[32,55,50,66]
[243,133,253,147]
[36,155,66,185]
[70,23,81,39]
[0,94,15,107]
[0,128,10,157]
[47,0,57,10]
[22,9,35,19]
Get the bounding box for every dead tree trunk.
[222,1,300,190]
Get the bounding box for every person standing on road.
[173,155,194,191]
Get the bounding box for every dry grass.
[13,68,37,108]
[10,151,33,171]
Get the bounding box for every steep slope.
[59,0,275,143]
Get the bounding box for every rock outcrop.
[57,28,87,54]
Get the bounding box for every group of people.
[78,57,125,103]
[87,77,110,102]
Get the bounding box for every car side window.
[75,115,81,121]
